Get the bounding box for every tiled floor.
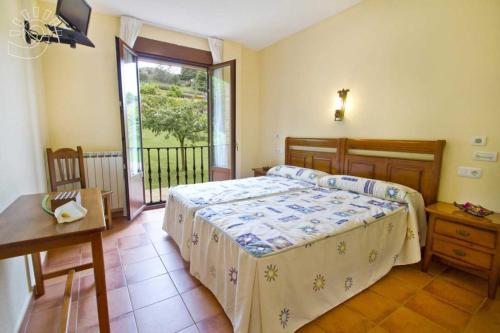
[24,208,500,333]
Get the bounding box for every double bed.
[163,138,343,260]
[163,137,445,333]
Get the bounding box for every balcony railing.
[143,146,209,205]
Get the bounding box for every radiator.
[83,151,126,212]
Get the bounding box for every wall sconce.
[334,88,349,121]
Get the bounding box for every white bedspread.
[163,175,315,260]
[189,186,424,333]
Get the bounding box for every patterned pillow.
[318,175,415,203]
[266,165,330,184]
[318,174,427,247]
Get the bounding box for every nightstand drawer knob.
[456,229,470,237]
[453,249,467,257]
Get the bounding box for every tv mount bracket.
[24,20,77,48]
[24,20,94,48]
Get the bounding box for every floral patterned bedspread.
[189,186,424,333]
[163,175,316,260]
[195,187,409,258]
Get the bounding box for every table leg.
[91,233,110,333]
[32,252,45,298]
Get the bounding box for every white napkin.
[54,201,88,224]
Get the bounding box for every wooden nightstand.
[423,202,500,298]
[252,167,270,177]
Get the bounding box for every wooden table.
[0,188,110,332]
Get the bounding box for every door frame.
[115,37,146,220]
[208,59,237,180]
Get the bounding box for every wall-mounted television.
[56,0,92,35]
[24,0,94,48]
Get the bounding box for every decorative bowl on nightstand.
[454,201,494,217]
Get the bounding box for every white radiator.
[83,151,126,212]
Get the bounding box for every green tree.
[180,67,197,83]
[194,70,207,92]
[139,66,180,85]
[142,93,207,168]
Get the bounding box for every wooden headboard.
[343,139,445,205]
[285,137,445,205]
[285,137,342,174]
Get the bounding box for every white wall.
[0,0,48,331]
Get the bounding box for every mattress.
[189,180,425,333]
[163,173,320,260]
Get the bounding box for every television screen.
[56,0,91,35]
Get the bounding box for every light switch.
[457,166,482,178]
[473,151,498,162]
[470,136,487,146]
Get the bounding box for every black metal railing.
[143,145,209,205]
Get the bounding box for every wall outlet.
[457,166,482,178]
[473,151,498,162]
[470,136,487,146]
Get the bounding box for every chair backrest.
[46,146,87,192]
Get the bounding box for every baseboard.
[17,252,47,333]
[112,208,125,218]
[16,292,34,333]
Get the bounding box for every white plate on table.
[54,201,88,224]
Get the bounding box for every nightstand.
[423,202,500,298]
[252,167,270,177]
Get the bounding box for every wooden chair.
[46,146,113,229]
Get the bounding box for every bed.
[163,138,343,260]
[187,138,445,333]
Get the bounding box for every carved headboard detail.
[285,138,343,174]
[284,137,445,205]
[343,139,445,205]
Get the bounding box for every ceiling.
[83,0,361,49]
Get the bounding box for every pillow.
[318,175,415,203]
[319,174,428,247]
[266,165,330,184]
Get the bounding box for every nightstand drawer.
[435,218,496,249]
[432,238,493,269]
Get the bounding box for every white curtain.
[119,16,143,47]
[208,38,230,168]
[208,37,223,64]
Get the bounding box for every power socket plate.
[470,136,487,146]
[457,166,482,178]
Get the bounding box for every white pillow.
[266,165,330,184]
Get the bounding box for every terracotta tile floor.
[24,208,500,333]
